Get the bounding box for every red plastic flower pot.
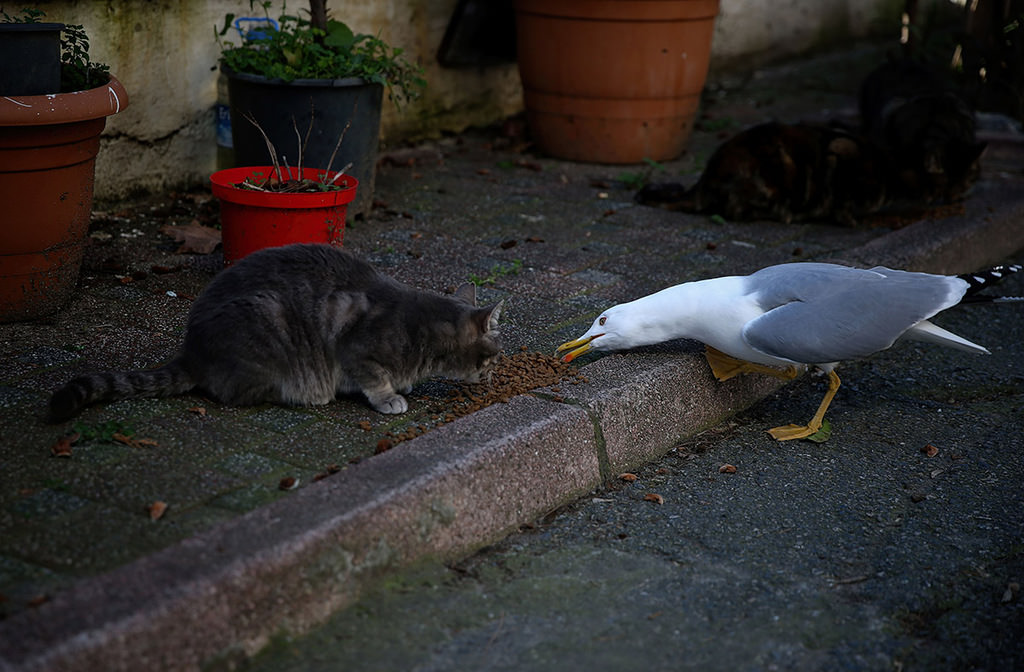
[209,166,358,265]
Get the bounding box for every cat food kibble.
[380,351,586,449]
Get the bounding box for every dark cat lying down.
[50,244,503,419]
[635,122,889,226]
[637,60,984,226]
[860,58,986,204]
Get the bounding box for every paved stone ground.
[0,45,884,621]
[0,43,1022,671]
[240,267,1024,672]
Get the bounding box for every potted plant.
[514,0,720,164]
[217,0,425,218]
[210,160,358,265]
[0,9,128,323]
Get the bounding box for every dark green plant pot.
[222,66,383,218]
[0,22,63,96]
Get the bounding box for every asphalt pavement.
[241,266,1024,672]
[1,43,1022,671]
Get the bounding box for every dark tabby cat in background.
[859,57,986,205]
[50,244,503,419]
[635,122,889,225]
[636,57,984,224]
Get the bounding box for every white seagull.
[556,262,1018,440]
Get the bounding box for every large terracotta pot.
[515,0,719,164]
[0,76,128,322]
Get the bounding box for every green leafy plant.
[0,7,110,92]
[217,0,425,107]
[72,420,134,443]
[59,21,110,91]
[617,157,667,190]
[469,259,522,286]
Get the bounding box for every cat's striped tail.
[49,358,194,421]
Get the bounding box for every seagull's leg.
[768,369,841,441]
[704,346,800,382]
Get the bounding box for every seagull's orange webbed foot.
[768,369,842,441]
[704,346,800,382]
[767,422,821,441]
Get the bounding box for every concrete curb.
[1,205,1022,670]
[842,180,1024,274]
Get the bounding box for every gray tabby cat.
[50,244,503,419]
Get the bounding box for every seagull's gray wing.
[741,263,968,364]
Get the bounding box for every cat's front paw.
[372,394,408,414]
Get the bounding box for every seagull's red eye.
[599,316,607,326]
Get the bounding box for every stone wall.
[24,0,907,199]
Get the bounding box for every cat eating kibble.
[49,244,503,419]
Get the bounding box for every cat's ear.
[474,300,503,334]
[454,282,477,305]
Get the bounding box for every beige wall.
[25,0,905,199]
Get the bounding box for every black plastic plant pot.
[0,22,64,96]
[222,66,384,218]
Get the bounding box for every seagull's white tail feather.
[904,320,990,354]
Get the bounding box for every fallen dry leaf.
[159,221,222,255]
[644,493,664,505]
[148,501,168,520]
[719,464,737,474]
[49,433,78,458]
[357,420,372,431]
[921,444,939,458]
[113,433,158,449]
[188,406,207,416]
[312,463,343,482]
[279,476,298,491]
[618,473,638,482]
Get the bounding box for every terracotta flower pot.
[514,0,720,164]
[0,76,128,322]
[210,166,358,266]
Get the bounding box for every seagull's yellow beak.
[556,334,602,363]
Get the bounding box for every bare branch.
[324,95,359,180]
[326,162,353,185]
[242,111,282,182]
